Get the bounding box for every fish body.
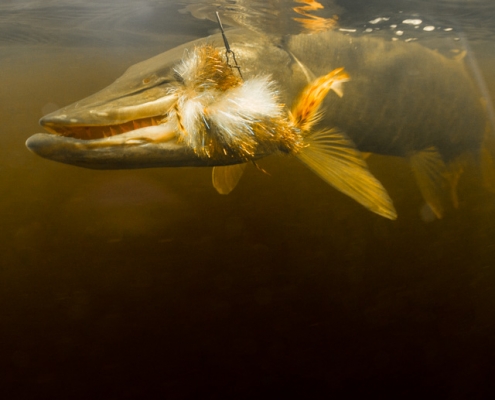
[26,29,493,219]
[287,32,486,161]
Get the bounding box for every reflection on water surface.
[2,0,495,398]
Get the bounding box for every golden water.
[2,1,495,397]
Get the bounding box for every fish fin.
[290,68,350,132]
[296,128,397,220]
[447,158,465,209]
[408,147,451,219]
[212,164,247,195]
[481,121,495,192]
[330,80,346,98]
[361,152,372,160]
[287,50,316,83]
[481,146,495,192]
[453,50,467,63]
[419,203,438,223]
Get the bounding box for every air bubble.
[402,19,422,25]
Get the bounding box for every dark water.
[2,1,495,398]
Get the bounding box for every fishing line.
[215,11,243,79]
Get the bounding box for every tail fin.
[296,128,397,220]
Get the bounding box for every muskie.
[26,29,494,220]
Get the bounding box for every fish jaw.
[25,133,245,169]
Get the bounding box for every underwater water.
[2,0,495,398]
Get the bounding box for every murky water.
[2,0,495,398]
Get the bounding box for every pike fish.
[26,29,494,220]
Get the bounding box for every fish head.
[26,31,285,169]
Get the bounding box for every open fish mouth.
[40,115,166,140]
[35,82,181,146]
[25,92,219,169]
[26,104,196,170]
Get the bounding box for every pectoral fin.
[481,120,495,192]
[212,164,247,194]
[408,147,455,219]
[296,128,397,220]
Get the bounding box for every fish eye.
[142,74,160,85]
[173,71,184,84]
